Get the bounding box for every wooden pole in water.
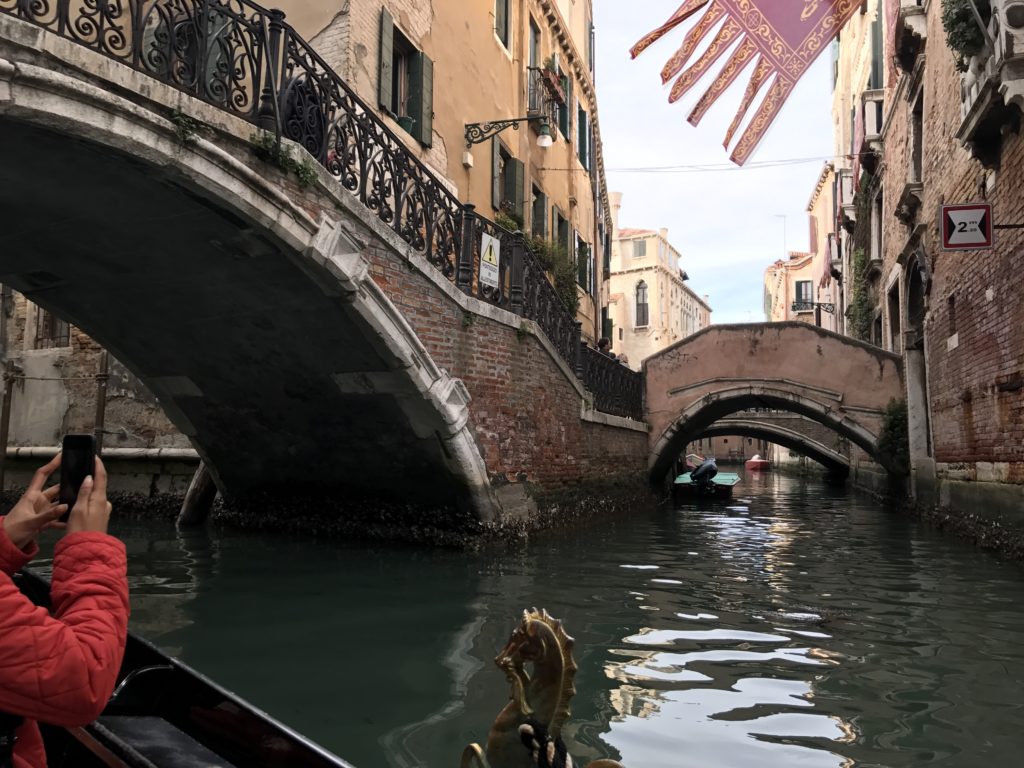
[177,461,217,527]
[0,360,14,493]
[94,351,109,455]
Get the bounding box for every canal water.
[33,472,1024,767]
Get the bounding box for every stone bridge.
[644,323,904,485]
[0,4,645,527]
[702,413,851,476]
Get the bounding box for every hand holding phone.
[59,434,96,521]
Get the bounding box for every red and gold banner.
[631,0,863,165]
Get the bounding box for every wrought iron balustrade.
[0,0,642,421]
[578,345,643,421]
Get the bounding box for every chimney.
[610,191,623,233]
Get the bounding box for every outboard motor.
[690,457,718,491]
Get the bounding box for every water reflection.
[85,473,1024,768]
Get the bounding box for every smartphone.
[59,434,96,520]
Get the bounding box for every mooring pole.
[94,351,109,454]
[177,461,217,527]
[0,361,13,493]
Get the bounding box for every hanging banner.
[631,0,862,165]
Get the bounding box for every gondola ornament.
[460,609,625,768]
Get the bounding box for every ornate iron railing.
[0,0,643,420]
[578,346,643,421]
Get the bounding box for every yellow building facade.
[272,0,612,341]
[606,193,712,369]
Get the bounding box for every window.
[577,105,590,170]
[379,9,433,145]
[871,190,884,262]
[34,306,70,349]
[531,185,547,238]
[633,239,647,258]
[911,92,923,183]
[636,281,649,327]
[576,234,591,293]
[948,294,957,336]
[495,0,510,48]
[888,283,901,354]
[795,280,813,305]
[492,139,524,221]
[529,18,540,69]
[557,70,573,138]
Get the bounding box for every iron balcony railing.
[0,0,643,420]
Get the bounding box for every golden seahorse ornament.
[459,608,626,768]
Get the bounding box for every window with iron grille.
[34,306,70,349]
[795,280,813,305]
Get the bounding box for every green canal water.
[35,473,1024,767]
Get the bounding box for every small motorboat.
[673,455,741,501]
[14,570,357,768]
[744,454,770,472]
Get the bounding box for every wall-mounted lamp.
[464,116,554,149]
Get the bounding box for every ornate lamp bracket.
[465,117,540,147]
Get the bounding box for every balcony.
[894,0,927,74]
[859,89,885,174]
[956,0,1024,168]
[894,181,924,225]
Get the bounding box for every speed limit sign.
[941,203,993,251]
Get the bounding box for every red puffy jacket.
[0,519,129,768]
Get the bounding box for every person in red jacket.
[0,454,128,768]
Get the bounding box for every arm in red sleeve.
[0,531,129,726]
[0,516,38,576]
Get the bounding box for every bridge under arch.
[644,323,903,485]
[696,419,850,476]
[0,18,499,516]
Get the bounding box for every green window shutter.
[578,109,589,168]
[559,75,571,136]
[602,316,614,341]
[379,8,394,112]
[538,191,547,237]
[507,158,525,223]
[492,139,501,211]
[409,52,433,146]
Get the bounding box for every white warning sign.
[481,233,501,289]
[941,203,993,250]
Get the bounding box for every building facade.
[830,0,1024,518]
[763,164,842,332]
[606,193,712,368]
[274,0,613,342]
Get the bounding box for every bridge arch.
[695,419,850,476]
[649,386,883,482]
[0,25,498,517]
[643,323,904,487]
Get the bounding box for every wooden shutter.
[506,158,525,222]
[409,52,433,146]
[379,8,394,111]
[534,190,547,237]
[492,139,502,211]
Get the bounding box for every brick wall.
[878,9,1024,486]
[361,240,647,489]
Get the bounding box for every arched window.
[635,281,649,327]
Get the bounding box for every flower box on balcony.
[540,68,567,106]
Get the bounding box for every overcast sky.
[594,0,834,324]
